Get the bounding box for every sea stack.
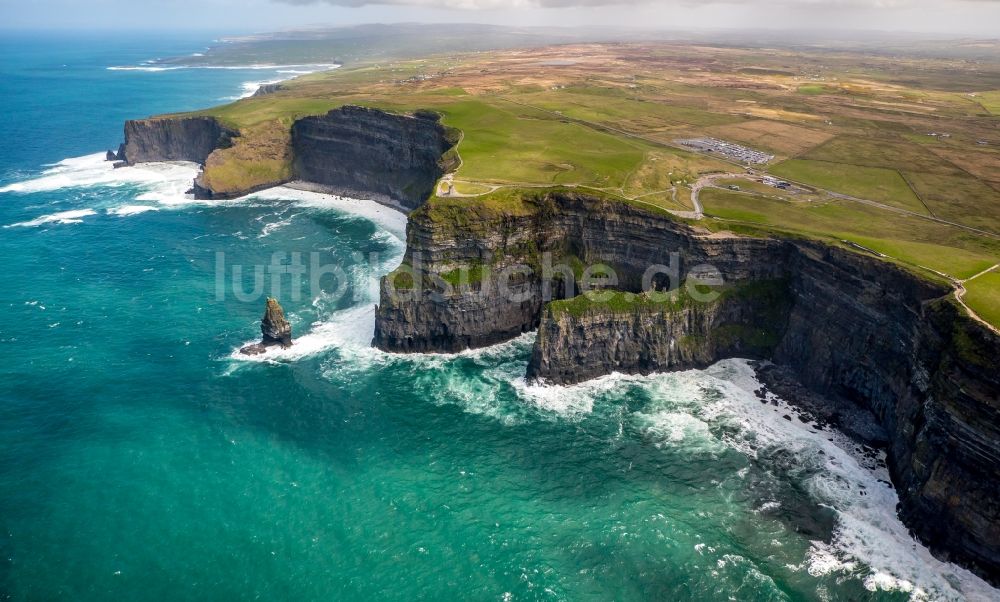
[240,298,293,355]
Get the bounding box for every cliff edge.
[113,103,1000,580]
[372,188,1000,582]
[121,116,237,165]
[117,106,457,206]
[292,105,459,211]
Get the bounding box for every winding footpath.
[954,264,1000,335]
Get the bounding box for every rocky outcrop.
[292,105,458,211]
[121,116,236,165]
[527,281,792,384]
[239,298,293,356]
[105,144,127,167]
[372,188,1000,582]
[117,106,456,207]
[374,191,785,352]
[253,83,285,96]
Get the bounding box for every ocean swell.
[4,146,994,602]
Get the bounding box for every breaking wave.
[107,63,341,72]
[5,145,995,601]
[6,208,97,228]
[105,61,340,101]
[0,152,200,197]
[107,205,160,217]
[293,298,998,601]
[440,355,996,601]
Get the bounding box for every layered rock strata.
[372,189,1000,581]
[121,116,237,165]
[118,106,456,207]
[291,106,458,211]
[239,298,293,356]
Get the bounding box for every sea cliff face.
[122,116,236,165]
[373,192,784,351]
[889,300,1000,575]
[527,280,792,384]
[116,106,1000,580]
[119,106,456,204]
[372,189,1000,581]
[292,106,458,211]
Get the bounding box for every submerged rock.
[239,298,293,355]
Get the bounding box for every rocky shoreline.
[115,106,1000,584]
[372,186,1000,582]
[109,105,458,206]
[753,361,890,447]
[117,116,237,166]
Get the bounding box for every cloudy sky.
[1,0,998,35]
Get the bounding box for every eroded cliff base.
[372,188,1000,583]
[119,106,459,206]
[292,105,459,211]
[753,362,890,447]
[122,116,236,165]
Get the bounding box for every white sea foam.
[534,359,996,601]
[397,353,995,599]
[257,213,294,238]
[228,189,407,365]
[108,205,160,217]
[0,154,412,233]
[106,61,340,101]
[235,79,284,100]
[6,208,97,228]
[106,66,185,72]
[246,186,408,241]
[510,369,617,416]
[0,153,203,227]
[227,63,341,100]
[0,153,200,197]
[108,63,340,72]
[229,303,384,364]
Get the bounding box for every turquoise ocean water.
[0,32,995,601]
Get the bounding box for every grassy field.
[964,271,1000,327]
[699,189,999,279]
[197,120,294,195]
[704,120,833,157]
[802,136,963,176]
[451,181,495,195]
[435,99,648,187]
[797,84,833,95]
[977,91,1000,115]
[515,88,745,130]
[167,41,999,326]
[902,171,1000,233]
[769,159,928,213]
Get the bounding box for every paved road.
[688,173,744,218]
